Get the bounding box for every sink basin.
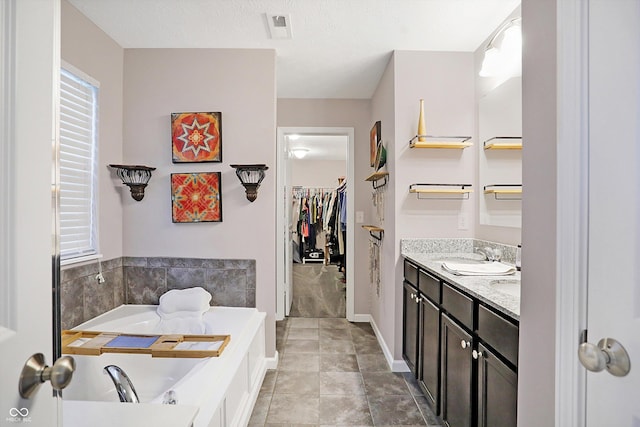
[489,279,520,297]
[433,257,487,264]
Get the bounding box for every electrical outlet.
[458,213,469,230]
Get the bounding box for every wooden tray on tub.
[61,330,230,358]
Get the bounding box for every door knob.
[19,353,76,398]
[578,338,630,377]
[472,349,484,359]
[460,340,471,349]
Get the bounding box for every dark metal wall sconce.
[230,164,268,202]
[109,164,156,201]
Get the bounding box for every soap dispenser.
[516,244,522,271]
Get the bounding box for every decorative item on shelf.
[369,121,381,167]
[409,183,473,200]
[374,141,387,171]
[479,17,522,78]
[109,164,156,201]
[230,164,269,202]
[171,112,222,163]
[417,99,427,142]
[171,172,222,223]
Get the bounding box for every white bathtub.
[63,305,267,427]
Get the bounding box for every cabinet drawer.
[477,305,519,367]
[442,283,474,330]
[404,260,419,287]
[419,270,441,303]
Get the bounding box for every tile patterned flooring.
[248,317,444,426]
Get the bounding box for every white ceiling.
[67,0,520,99]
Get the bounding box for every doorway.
[276,127,355,321]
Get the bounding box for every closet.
[291,180,347,268]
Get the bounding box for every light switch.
[356,211,365,223]
[458,213,469,230]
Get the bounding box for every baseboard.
[264,350,279,370]
[368,316,410,372]
[351,313,371,323]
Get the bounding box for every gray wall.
[61,0,124,261]
[277,98,372,316]
[519,0,557,424]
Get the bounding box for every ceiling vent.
[266,14,293,39]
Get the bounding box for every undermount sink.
[489,279,521,297]
[433,257,487,264]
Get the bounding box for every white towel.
[157,287,212,334]
[157,287,212,317]
[441,261,516,276]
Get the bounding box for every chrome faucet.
[103,365,140,403]
[476,247,502,262]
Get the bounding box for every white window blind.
[59,66,99,261]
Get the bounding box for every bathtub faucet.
[103,365,140,403]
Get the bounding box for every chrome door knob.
[578,338,630,377]
[19,353,76,398]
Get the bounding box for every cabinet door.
[403,281,420,374]
[476,343,517,427]
[440,313,473,427]
[419,296,440,411]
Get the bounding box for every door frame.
[555,0,589,424]
[275,126,355,321]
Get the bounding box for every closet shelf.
[365,171,389,189]
[362,225,384,241]
[483,137,522,150]
[409,183,473,200]
[484,184,522,200]
[409,135,472,149]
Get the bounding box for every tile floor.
[248,317,444,426]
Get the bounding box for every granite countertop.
[402,251,520,321]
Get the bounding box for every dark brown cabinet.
[476,343,517,427]
[402,258,519,427]
[403,280,419,373]
[419,295,440,408]
[441,313,474,427]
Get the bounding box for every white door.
[0,0,62,425]
[584,0,640,424]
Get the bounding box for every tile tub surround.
[61,257,256,329]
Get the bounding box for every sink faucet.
[476,247,502,262]
[103,365,140,403]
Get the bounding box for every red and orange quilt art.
[171,172,222,223]
[171,112,222,163]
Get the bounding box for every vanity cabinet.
[402,258,519,427]
[441,313,474,427]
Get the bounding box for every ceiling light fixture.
[479,17,522,78]
[291,148,309,159]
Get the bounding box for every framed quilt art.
[171,172,222,223]
[171,112,222,163]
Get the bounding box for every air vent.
[266,13,293,39]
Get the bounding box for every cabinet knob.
[472,349,484,359]
[460,340,471,349]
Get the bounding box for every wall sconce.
[230,164,268,202]
[109,164,156,201]
[479,17,522,77]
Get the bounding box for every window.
[59,65,99,262]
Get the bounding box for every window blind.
[59,67,98,260]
